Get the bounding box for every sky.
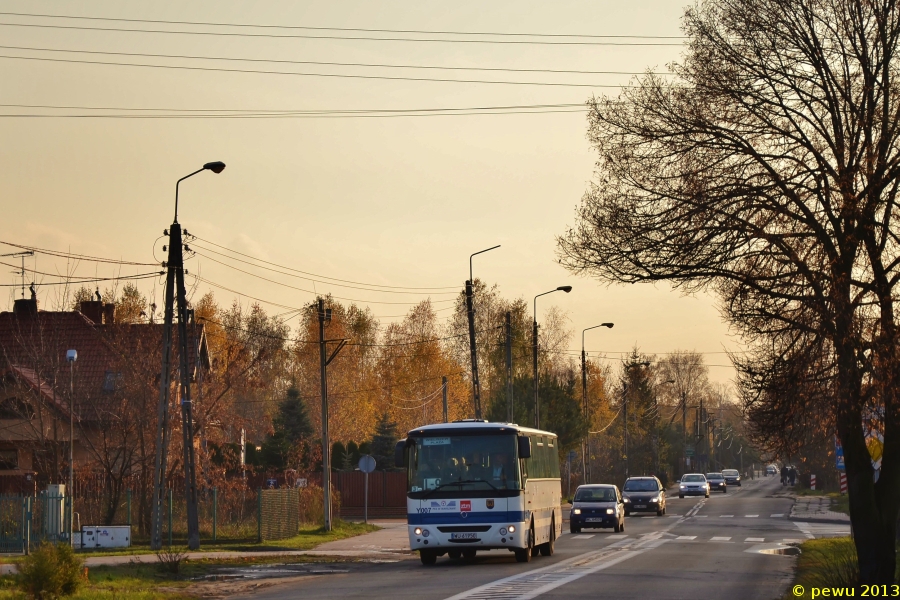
[0,1,743,385]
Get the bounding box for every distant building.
[0,296,208,494]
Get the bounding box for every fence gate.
[0,493,70,553]
[0,495,25,553]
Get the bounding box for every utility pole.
[505,312,512,423]
[581,323,613,485]
[151,161,224,552]
[465,245,499,420]
[318,298,348,532]
[442,376,448,423]
[533,319,540,428]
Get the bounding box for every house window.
[102,371,123,393]
[0,450,17,470]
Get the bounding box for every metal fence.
[0,493,70,554]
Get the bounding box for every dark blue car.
[569,484,625,534]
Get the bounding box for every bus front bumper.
[408,523,527,552]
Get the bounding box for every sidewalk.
[788,495,850,525]
[0,521,416,575]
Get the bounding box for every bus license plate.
[450,533,478,540]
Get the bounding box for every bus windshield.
[409,435,520,493]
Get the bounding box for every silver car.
[678,473,710,498]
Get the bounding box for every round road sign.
[358,454,376,473]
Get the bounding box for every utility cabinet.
[80,525,131,549]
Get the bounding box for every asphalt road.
[237,476,846,600]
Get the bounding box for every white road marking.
[695,515,708,518]
[573,534,595,539]
[606,534,627,539]
[770,513,784,518]
[710,536,732,541]
[676,536,696,540]
[745,537,765,542]
[720,515,734,518]
[745,515,759,518]
[443,546,647,600]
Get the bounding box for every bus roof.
[405,420,557,438]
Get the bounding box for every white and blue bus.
[395,420,562,565]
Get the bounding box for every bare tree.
[558,0,900,583]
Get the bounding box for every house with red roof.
[0,295,208,495]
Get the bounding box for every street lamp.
[623,360,650,478]
[151,160,226,552]
[66,349,77,547]
[465,245,500,420]
[581,323,613,484]
[533,286,572,429]
[174,161,226,223]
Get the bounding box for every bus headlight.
[499,527,508,535]
[422,529,430,537]
[508,525,516,533]
[414,527,422,536]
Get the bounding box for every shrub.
[17,542,84,599]
[298,485,341,525]
[155,547,188,574]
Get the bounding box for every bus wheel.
[515,526,534,563]
[448,550,461,560]
[462,549,477,560]
[539,518,555,556]
[531,525,540,557]
[420,550,437,566]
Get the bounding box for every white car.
[678,473,710,498]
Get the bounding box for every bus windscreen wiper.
[423,479,498,497]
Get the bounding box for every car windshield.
[408,435,520,493]
[706,473,724,480]
[575,487,617,502]
[682,474,706,482]
[723,470,739,476]
[623,479,658,492]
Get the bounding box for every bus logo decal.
[460,500,472,512]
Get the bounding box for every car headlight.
[606,508,614,515]
[573,508,581,515]
[650,496,659,502]
[508,525,516,533]
[623,497,631,503]
[679,484,686,489]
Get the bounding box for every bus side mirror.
[395,439,407,468]
[517,436,531,459]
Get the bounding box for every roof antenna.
[29,282,36,301]
[95,288,102,302]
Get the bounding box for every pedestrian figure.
[780,465,788,486]
[789,467,796,486]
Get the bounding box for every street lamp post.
[581,323,613,484]
[623,360,650,479]
[66,349,77,547]
[151,161,226,552]
[465,245,500,420]
[533,286,572,429]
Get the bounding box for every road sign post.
[358,455,376,524]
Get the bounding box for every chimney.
[79,300,103,324]
[13,298,38,317]
[103,303,116,325]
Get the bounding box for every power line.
[0,54,641,88]
[0,44,677,76]
[193,250,455,305]
[0,11,687,40]
[0,108,586,119]
[192,236,458,291]
[190,243,458,296]
[0,270,162,286]
[0,101,586,115]
[0,21,685,45]
[0,239,158,266]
